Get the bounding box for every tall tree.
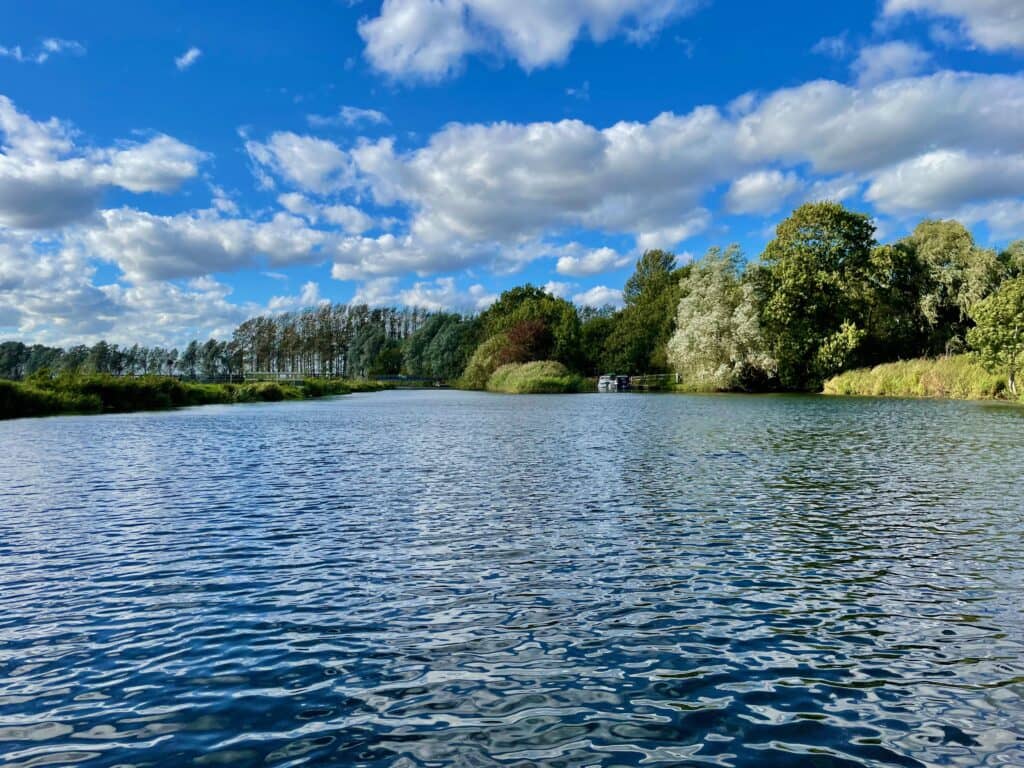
[758,202,876,390]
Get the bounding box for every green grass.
[485,361,584,394]
[0,375,390,420]
[823,355,1017,401]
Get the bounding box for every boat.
[598,373,630,392]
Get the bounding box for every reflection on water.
[1,390,1022,767]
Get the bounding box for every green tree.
[901,220,1003,354]
[602,249,686,374]
[476,285,581,368]
[967,276,1024,397]
[667,246,775,390]
[758,202,877,390]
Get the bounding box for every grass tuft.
[823,355,1014,401]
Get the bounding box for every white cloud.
[542,280,574,298]
[812,33,851,59]
[277,192,374,233]
[556,245,630,276]
[865,150,1024,213]
[573,285,624,308]
[81,208,327,282]
[359,0,703,80]
[725,170,802,215]
[245,131,353,194]
[350,275,496,311]
[883,0,1024,52]
[268,280,325,312]
[0,95,206,229]
[175,47,202,70]
[307,105,389,127]
[852,41,932,86]
[0,38,85,64]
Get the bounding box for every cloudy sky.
[1,0,1023,347]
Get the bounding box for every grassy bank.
[485,361,584,394]
[823,355,1018,402]
[0,375,388,420]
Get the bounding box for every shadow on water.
[0,390,1022,766]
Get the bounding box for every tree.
[758,202,877,390]
[476,285,581,369]
[901,220,1003,354]
[968,276,1024,397]
[667,246,775,390]
[602,250,685,374]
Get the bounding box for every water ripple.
[0,391,1022,766]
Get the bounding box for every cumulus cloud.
[81,208,327,282]
[883,0,1024,52]
[307,106,389,127]
[278,192,374,234]
[0,95,205,229]
[556,245,630,276]
[245,131,353,194]
[359,0,704,80]
[268,280,325,312]
[852,41,932,86]
[865,150,1024,213]
[0,230,263,347]
[350,275,496,311]
[725,170,802,215]
[175,47,202,70]
[573,285,624,308]
[542,280,574,298]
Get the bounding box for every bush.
[0,379,101,419]
[823,355,1010,401]
[485,361,584,394]
[459,334,511,390]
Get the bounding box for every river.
[1,390,1022,767]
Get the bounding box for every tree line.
[2,202,1022,394]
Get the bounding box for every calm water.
[1,391,1023,768]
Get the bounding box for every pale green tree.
[667,246,775,390]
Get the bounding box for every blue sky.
[1,0,1022,346]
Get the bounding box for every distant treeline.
[3,203,1023,398]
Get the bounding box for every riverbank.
[823,355,1020,402]
[0,375,388,420]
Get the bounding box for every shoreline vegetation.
[0,375,387,421]
[823,355,1019,402]
[3,203,1023,417]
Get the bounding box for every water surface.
[1,391,1022,767]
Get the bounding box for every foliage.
[459,334,512,390]
[403,313,479,380]
[667,246,775,391]
[485,361,584,394]
[0,374,389,420]
[476,285,581,368]
[823,355,1010,401]
[602,250,686,374]
[967,276,1024,396]
[900,220,1004,354]
[758,202,877,391]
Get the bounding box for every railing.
[629,373,680,390]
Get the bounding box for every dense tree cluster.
[3,202,1023,393]
[669,204,1024,392]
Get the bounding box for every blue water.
[1,390,1022,767]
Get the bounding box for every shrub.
[459,334,511,390]
[485,361,584,394]
[823,355,1009,400]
